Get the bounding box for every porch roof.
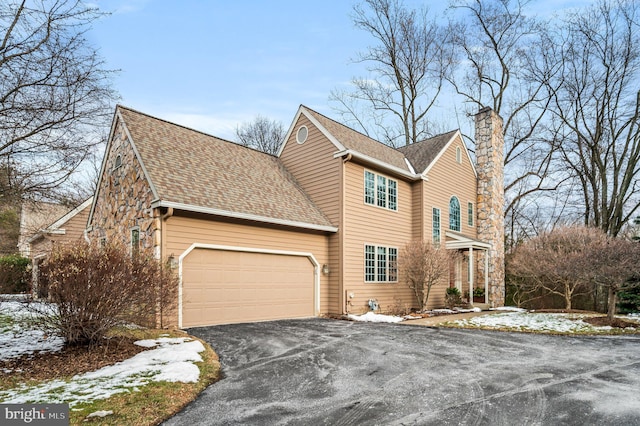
[445,231,491,250]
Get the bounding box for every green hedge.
[0,254,30,293]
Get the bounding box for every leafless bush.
[385,296,411,316]
[586,236,640,321]
[506,227,604,310]
[507,226,640,317]
[32,242,177,346]
[400,240,457,310]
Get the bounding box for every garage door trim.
[178,243,320,328]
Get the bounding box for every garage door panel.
[182,249,315,327]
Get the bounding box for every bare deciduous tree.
[587,235,640,321]
[447,0,565,245]
[0,0,118,201]
[235,115,286,156]
[399,240,456,310]
[506,226,603,310]
[331,0,452,147]
[546,0,640,236]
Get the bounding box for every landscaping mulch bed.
[0,337,147,384]
[583,316,639,328]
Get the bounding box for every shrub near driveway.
[33,242,177,346]
[0,309,221,426]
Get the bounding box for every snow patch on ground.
[490,306,527,312]
[348,312,404,323]
[450,312,626,333]
[0,301,64,361]
[87,410,114,418]
[0,300,206,407]
[0,337,205,406]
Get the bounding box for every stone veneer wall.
[90,118,158,257]
[475,107,505,307]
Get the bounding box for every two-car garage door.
[181,247,316,327]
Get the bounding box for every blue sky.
[88,0,594,141]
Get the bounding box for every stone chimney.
[475,107,505,307]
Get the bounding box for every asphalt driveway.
[165,318,640,425]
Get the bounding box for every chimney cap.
[475,106,493,115]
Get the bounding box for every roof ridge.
[412,129,459,146]
[116,104,277,158]
[300,104,394,149]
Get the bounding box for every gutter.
[150,200,338,233]
[333,149,421,181]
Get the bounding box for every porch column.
[484,250,489,304]
[469,247,474,304]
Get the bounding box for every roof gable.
[108,106,334,231]
[281,106,474,181]
[398,130,477,177]
[27,197,93,244]
[298,106,411,173]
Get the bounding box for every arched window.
[449,196,460,231]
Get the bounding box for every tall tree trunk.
[607,286,617,322]
[564,284,572,310]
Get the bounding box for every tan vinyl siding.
[29,206,90,258]
[59,207,90,241]
[280,114,342,314]
[342,162,418,314]
[420,134,480,308]
[411,180,424,241]
[423,134,478,240]
[165,214,331,314]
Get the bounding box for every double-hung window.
[432,207,441,244]
[364,170,398,211]
[468,202,474,226]
[449,196,461,231]
[365,245,398,283]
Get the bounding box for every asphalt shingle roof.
[302,107,412,172]
[118,106,334,229]
[397,130,458,173]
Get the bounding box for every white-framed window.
[449,196,461,231]
[296,126,308,144]
[456,146,462,164]
[365,244,398,283]
[364,170,398,211]
[433,207,441,244]
[131,227,140,257]
[468,202,474,226]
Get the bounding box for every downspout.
[341,153,350,314]
[158,206,174,260]
[158,206,173,328]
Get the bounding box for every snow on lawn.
[0,301,64,361]
[448,311,638,333]
[490,306,527,312]
[0,300,206,407]
[0,337,205,407]
[348,311,404,323]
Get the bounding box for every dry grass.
[1,327,220,426]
